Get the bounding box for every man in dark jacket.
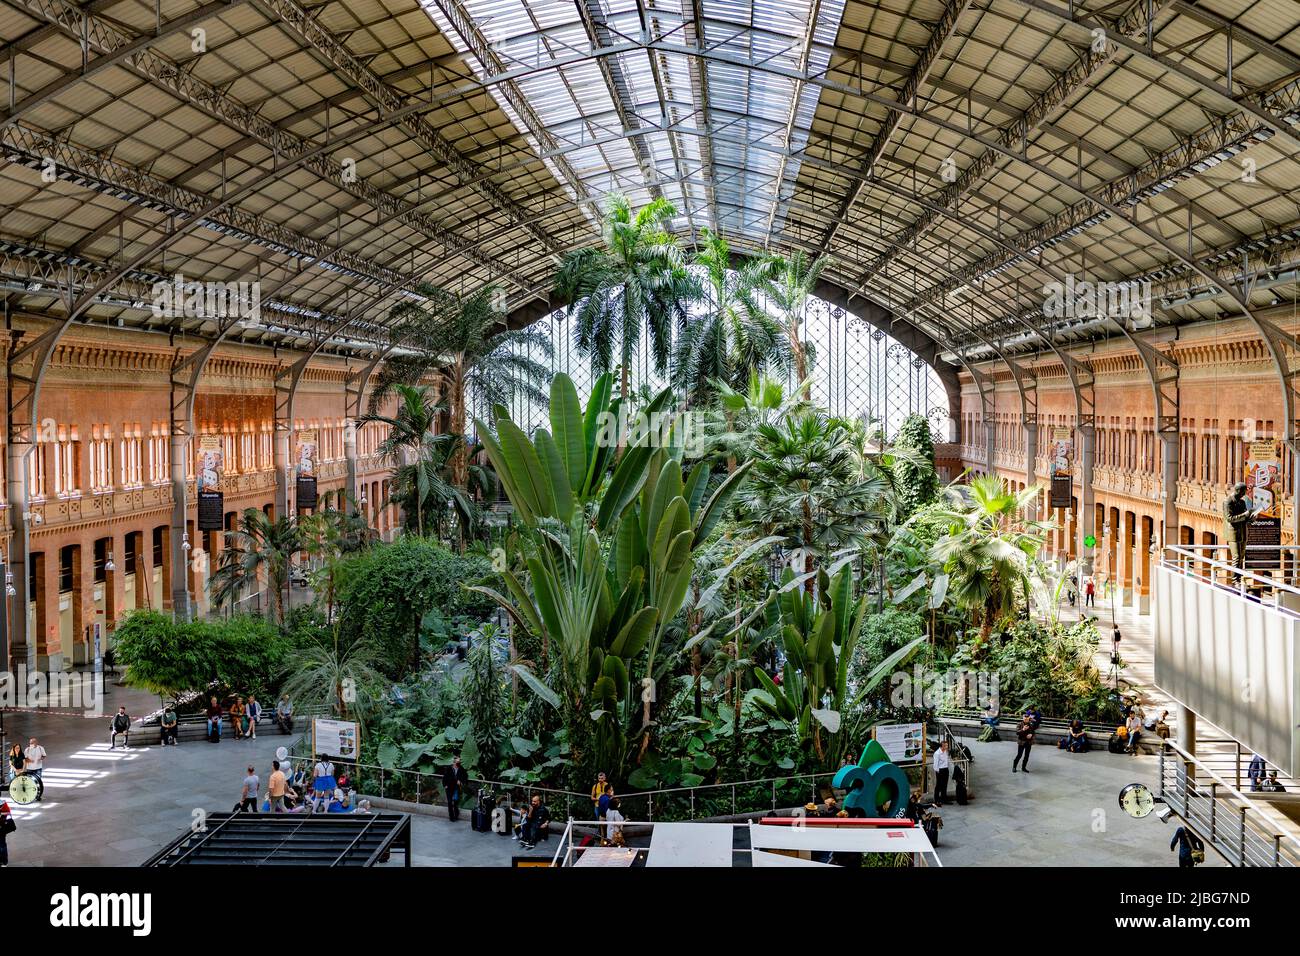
[442,757,469,821]
[520,794,550,849]
[1012,717,1035,773]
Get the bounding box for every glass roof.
[420,0,847,239]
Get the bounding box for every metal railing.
[1188,737,1298,794]
[1160,544,1300,611]
[1158,738,1300,867]
[279,751,843,822]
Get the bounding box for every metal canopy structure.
[0,0,1296,362]
[142,812,413,866]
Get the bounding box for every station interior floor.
[0,602,1235,868]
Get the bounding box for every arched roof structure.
[1,0,1297,368]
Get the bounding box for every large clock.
[1118,782,1155,819]
[8,773,39,805]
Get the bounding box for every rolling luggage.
[470,807,491,832]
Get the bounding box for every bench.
[140,709,317,743]
[939,707,1166,753]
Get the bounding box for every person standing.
[590,771,608,817]
[0,802,14,867]
[1170,825,1203,867]
[1012,717,1035,773]
[238,765,259,813]
[442,757,469,821]
[1084,578,1095,607]
[109,707,132,749]
[267,760,288,813]
[25,737,47,800]
[1248,753,1266,791]
[933,740,951,806]
[7,742,24,785]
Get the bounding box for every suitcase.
[470,807,491,832]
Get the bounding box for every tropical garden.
[112,194,1124,821]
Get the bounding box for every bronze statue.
[1222,481,1257,572]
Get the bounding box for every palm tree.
[759,251,830,399]
[363,384,444,535]
[930,475,1053,636]
[373,283,551,489]
[736,409,889,582]
[552,194,700,401]
[209,508,301,625]
[674,230,788,404]
[298,507,372,622]
[281,630,383,721]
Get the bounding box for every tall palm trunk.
[449,360,468,490]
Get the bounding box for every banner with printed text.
[1049,426,1074,510]
[196,435,224,531]
[1245,439,1282,570]
[295,429,318,512]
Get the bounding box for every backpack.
[1107,731,1126,754]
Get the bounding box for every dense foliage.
[107,194,1129,844]
[334,536,495,677]
[114,609,289,699]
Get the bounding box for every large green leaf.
[535,429,575,522]
[693,458,753,544]
[497,419,554,518]
[474,418,534,524]
[550,374,587,493]
[510,663,560,708]
[609,605,658,659]
[596,444,652,530]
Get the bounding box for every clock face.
[8,773,39,805]
[1119,782,1155,818]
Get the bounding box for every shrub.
[892,413,939,519]
[334,536,495,677]
[113,609,288,699]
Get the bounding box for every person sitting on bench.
[160,705,179,746]
[109,706,132,749]
[519,794,550,849]
[275,695,294,734]
[1057,719,1089,753]
[206,696,223,742]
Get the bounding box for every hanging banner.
[196,435,224,531]
[1048,426,1073,510]
[1244,439,1282,570]
[296,428,319,512]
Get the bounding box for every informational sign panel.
[196,434,224,531]
[296,428,319,512]
[312,717,359,760]
[873,722,925,763]
[1245,439,1282,570]
[1048,426,1073,510]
